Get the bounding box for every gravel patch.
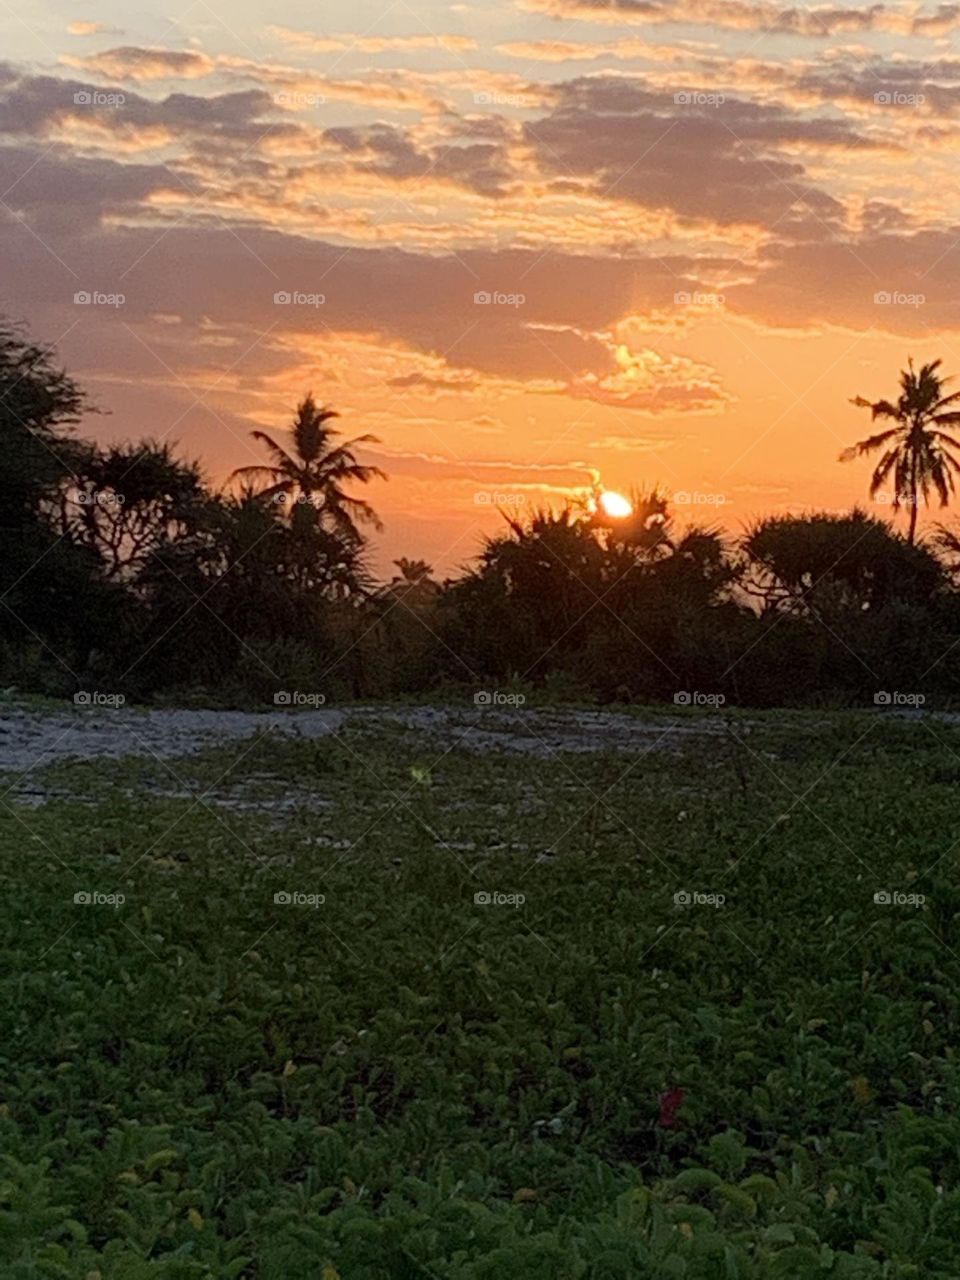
[0,705,345,774]
[0,700,728,810]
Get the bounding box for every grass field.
[2,704,960,1277]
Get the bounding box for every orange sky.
[3,0,960,571]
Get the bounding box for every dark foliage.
[5,318,960,708]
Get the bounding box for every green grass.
[2,710,960,1277]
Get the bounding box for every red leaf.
[658,1087,685,1128]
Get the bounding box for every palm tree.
[232,395,386,543]
[841,359,960,543]
[382,558,438,607]
[390,558,434,588]
[588,484,673,558]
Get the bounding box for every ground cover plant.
[2,705,960,1277]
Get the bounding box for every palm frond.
[839,428,899,461]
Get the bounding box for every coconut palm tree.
[841,359,960,543]
[389,558,435,588]
[381,558,438,607]
[232,395,386,543]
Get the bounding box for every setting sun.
[598,490,634,519]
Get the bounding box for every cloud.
[0,141,174,233]
[0,70,291,151]
[567,343,733,412]
[67,21,121,37]
[61,45,451,113]
[496,37,706,61]
[517,0,960,37]
[0,132,741,416]
[323,121,514,196]
[67,46,216,80]
[727,225,960,333]
[268,27,479,53]
[525,76,862,233]
[388,371,481,393]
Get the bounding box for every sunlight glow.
[598,490,633,519]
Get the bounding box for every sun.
[598,490,633,519]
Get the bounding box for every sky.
[2,0,959,573]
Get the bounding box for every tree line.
[4,318,960,708]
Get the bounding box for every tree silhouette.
[232,395,386,543]
[588,485,672,557]
[384,558,437,603]
[842,359,960,542]
[61,440,208,578]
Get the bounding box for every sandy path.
[0,702,735,813]
[0,705,346,775]
[0,702,730,776]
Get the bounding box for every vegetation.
[231,395,386,544]
[6,318,960,708]
[4,318,960,1275]
[3,711,960,1276]
[842,360,960,543]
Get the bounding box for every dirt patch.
[0,700,725,810]
[0,705,345,775]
